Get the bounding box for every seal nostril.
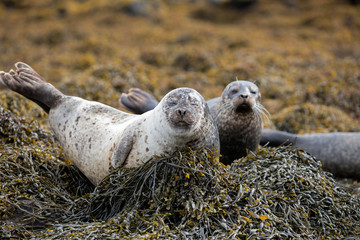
[240,94,248,99]
[178,109,186,116]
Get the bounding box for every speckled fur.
[211,102,261,164]
[207,81,262,164]
[1,62,220,185]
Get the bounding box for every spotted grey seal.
[120,81,268,164]
[0,62,220,185]
[261,129,360,179]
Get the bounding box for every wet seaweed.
[1,106,359,238]
[0,106,93,238]
[231,147,360,238]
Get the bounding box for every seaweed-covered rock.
[0,93,48,127]
[0,107,93,238]
[122,1,161,18]
[172,52,213,72]
[1,108,359,239]
[57,74,122,108]
[0,0,27,8]
[140,50,166,66]
[271,102,360,134]
[231,148,360,238]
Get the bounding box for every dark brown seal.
[1,62,220,185]
[261,129,360,180]
[120,81,267,165]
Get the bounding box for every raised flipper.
[119,88,158,114]
[0,62,64,113]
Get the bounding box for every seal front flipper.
[111,130,134,169]
[0,62,64,113]
[120,88,158,114]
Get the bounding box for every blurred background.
[0,0,359,133]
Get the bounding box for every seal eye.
[168,101,177,107]
[187,96,200,107]
[250,90,257,94]
[230,89,238,95]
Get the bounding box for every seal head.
[220,81,261,113]
[163,88,203,131]
[156,88,220,150]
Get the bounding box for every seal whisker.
[254,104,271,123]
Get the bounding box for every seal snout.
[232,94,255,113]
[169,107,195,128]
[240,93,249,99]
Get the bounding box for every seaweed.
[271,103,360,134]
[231,148,360,238]
[1,0,360,238]
[0,106,93,238]
[1,106,359,238]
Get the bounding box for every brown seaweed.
[1,107,359,238]
[1,0,360,238]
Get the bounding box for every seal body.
[206,81,264,164]
[50,89,219,185]
[1,63,220,185]
[120,81,265,165]
[261,129,360,179]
